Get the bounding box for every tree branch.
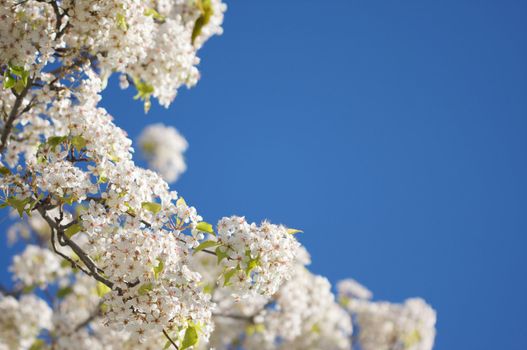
[90,196,226,258]
[35,0,70,39]
[49,225,91,276]
[74,303,103,332]
[213,313,252,321]
[163,329,179,350]
[36,205,116,290]
[0,80,32,153]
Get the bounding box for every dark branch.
[36,205,116,290]
[0,80,32,153]
[213,313,252,321]
[74,303,103,332]
[163,329,179,350]
[49,225,91,276]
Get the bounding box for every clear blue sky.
[1,1,526,349]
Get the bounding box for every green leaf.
[28,339,46,350]
[57,286,73,298]
[48,135,66,146]
[96,281,112,297]
[98,176,108,184]
[71,135,87,150]
[99,303,108,314]
[65,223,82,238]
[194,240,220,253]
[133,78,155,113]
[21,69,30,86]
[191,16,206,44]
[8,64,25,77]
[223,268,237,286]
[116,13,128,31]
[215,246,229,264]
[287,228,303,235]
[3,64,30,90]
[36,154,46,164]
[245,255,260,276]
[144,8,166,21]
[153,258,164,279]
[202,284,214,294]
[181,325,199,350]
[134,81,155,96]
[75,204,87,215]
[60,195,78,205]
[176,197,187,207]
[0,166,11,176]
[26,194,43,214]
[196,221,214,235]
[141,201,162,214]
[7,197,30,217]
[3,74,16,89]
[191,0,213,44]
[47,136,67,150]
[246,323,265,336]
[22,285,35,293]
[13,80,25,94]
[138,282,153,296]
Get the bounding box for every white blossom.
[339,284,437,350]
[0,295,52,350]
[10,244,67,287]
[337,278,373,301]
[123,0,227,106]
[0,1,57,69]
[243,266,352,350]
[213,216,300,297]
[138,123,188,183]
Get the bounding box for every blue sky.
[1,1,527,349]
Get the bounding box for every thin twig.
[213,313,252,321]
[49,225,91,276]
[163,329,179,350]
[74,302,103,332]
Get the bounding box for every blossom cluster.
[138,123,188,183]
[124,0,227,106]
[242,266,353,350]
[0,295,52,350]
[338,279,437,350]
[0,0,226,108]
[213,216,300,297]
[10,244,67,288]
[186,247,351,350]
[0,1,57,70]
[100,227,214,343]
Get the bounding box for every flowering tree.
[0,1,437,349]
